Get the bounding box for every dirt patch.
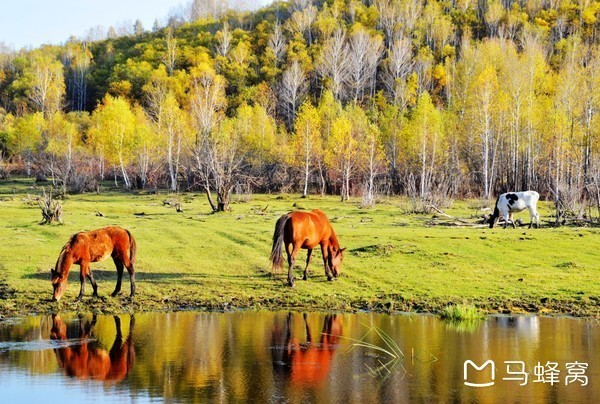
[351,244,395,258]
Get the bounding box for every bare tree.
[63,43,91,111]
[190,0,228,20]
[316,29,351,101]
[190,71,231,211]
[579,45,600,184]
[115,20,134,37]
[376,0,422,45]
[347,27,383,101]
[286,4,317,45]
[278,60,308,127]
[484,0,504,37]
[84,25,106,42]
[268,21,287,65]
[289,0,311,12]
[381,37,413,106]
[216,22,232,57]
[374,0,400,47]
[163,27,177,76]
[107,26,117,39]
[145,76,188,192]
[25,50,65,117]
[38,188,63,224]
[134,20,144,36]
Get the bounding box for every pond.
[0,311,597,402]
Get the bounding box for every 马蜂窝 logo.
[464,360,495,387]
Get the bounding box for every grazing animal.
[51,226,136,301]
[489,191,540,229]
[270,209,345,286]
[50,314,135,383]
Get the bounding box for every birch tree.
[89,95,136,188]
[63,43,92,111]
[216,22,233,57]
[132,106,161,189]
[15,48,65,117]
[45,112,79,193]
[7,112,45,176]
[347,27,383,101]
[278,60,307,127]
[290,101,322,196]
[405,91,442,198]
[381,36,413,107]
[190,67,229,211]
[471,64,500,198]
[316,29,351,101]
[163,27,177,76]
[268,22,287,65]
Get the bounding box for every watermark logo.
[463,360,589,387]
[503,361,528,386]
[464,360,495,387]
[565,362,588,386]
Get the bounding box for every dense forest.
[0,0,599,214]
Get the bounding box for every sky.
[0,0,274,50]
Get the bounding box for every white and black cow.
[489,191,540,229]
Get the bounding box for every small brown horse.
[270,209,345,286]
[51,226,136,301]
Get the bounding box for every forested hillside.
[0,0,599,213]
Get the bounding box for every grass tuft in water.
[440,304,484,321]
[341,325,405,378]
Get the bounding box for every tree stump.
[38,188,63,225]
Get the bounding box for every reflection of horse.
[51,226,136,301]
[50,314,135,382]
[270,209,345,286]
[271,313,342,386]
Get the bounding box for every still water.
[0,311,597,403]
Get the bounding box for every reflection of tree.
[271,312,342,386]
[50,314,135,382]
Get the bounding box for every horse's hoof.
[327,277,333,282]
[302,276,308,281]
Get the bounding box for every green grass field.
[0,178,598,317]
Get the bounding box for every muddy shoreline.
[1,292,597,319]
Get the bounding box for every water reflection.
[50,314,135,383]
[271,313,342,386]
[0,312,596,402]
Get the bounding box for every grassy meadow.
[0,178,598,318]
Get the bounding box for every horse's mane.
[55,233,79,273]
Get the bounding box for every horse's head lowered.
[51,248,69,301]
[51,267,68,301]
[330,247,346,277]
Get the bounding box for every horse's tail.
[270,214,289,271]
[126,229,137,265]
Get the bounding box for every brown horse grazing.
[50,314,135,383]
[270,209,345,286]
[51,226,136,301]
